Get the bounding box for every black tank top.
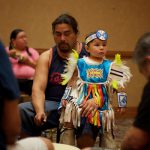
[45,43,89,102]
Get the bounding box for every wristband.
[117,92,127,107]
[62,87,72,100]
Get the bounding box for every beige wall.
[0,0,149,107]
[112,59,146,107]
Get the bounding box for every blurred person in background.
[0,40,53,150]
[6,29,39,96]
[121,33,150,150]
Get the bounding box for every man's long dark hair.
[9,29,32,56]
[52,13,79,34]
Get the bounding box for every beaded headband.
[85,30,108,45]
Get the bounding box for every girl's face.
[12,31,28,50]
[86,38,107,60]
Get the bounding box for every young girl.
[59,30,131,148]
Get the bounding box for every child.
[59,30,132,148]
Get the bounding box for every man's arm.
[2,99,20,145]
[121,126,150,150]
[32,50,51,126]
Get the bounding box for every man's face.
[53,23,78,53]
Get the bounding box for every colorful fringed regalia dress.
[59,50,132,134]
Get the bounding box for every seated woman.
[6,29,39,96]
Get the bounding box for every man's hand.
[80,98,98,117]
[34,112,47,126]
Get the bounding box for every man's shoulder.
[39,46,57,65]
[39,49,51,61]
[42,46,56,55]
[42,45,56,53]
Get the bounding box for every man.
[0,41,53,150]
[121,33,150,149]
[19,14,98,148]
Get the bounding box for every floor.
[114,118,133,149]
[45,118,134,150]
[20,95,135,149]
[93,118,134,149]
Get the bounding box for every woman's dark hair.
[9,29,32,56]
[52,14,79,34]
